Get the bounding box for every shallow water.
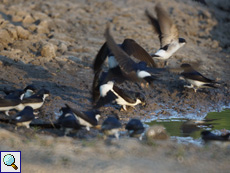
[146,109,230,145]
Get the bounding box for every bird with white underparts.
[57,105,82,135]
[104,26,164,87]
[125,119,145,140]
[94,80,146,111]
[3,84,37,100]
[101,116,122,139]
[64,104,101,131]
[22,89,50,110]
[11,106,35,129]
[146,3,186,66]
[179,63,220,92]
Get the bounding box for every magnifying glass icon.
[3,154,18,170]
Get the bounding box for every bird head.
[178,38,186,46]
[135,92,146,105]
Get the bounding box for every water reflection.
[146,109,230,144]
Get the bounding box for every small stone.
[211,40,219,49]
[16,26,30,39]
[28,24,37,32]
[22,14,35,25]
[41,43,56,58]
[145,125,169,140]
[6,27,18,40]
[58,42,68,53]
[12,16,23,22]
[0,29,13,46]
[36,20,49,34]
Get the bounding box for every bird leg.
[115,132,120,139]
[5,110,9,116]
[193,88,198,93]
[103,135,107,140]
[141,82,145,89]
[86,126,90,131]
[121,105,127,111]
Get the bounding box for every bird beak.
[94,125,101,130]
[142,102,146,107]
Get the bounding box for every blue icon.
[3,154,18,170]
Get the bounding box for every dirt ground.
[0,0,230,172]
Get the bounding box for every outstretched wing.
[148,4,179,47]
[93,42,110,73]
[104,26,137,73]
[145,10,162,44]
[121,39,157,67]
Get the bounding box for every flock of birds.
[0,3,226,141]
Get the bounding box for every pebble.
[37,20,50,34]
[22,14,35,25]
[12,15,23,22]
[41,43,56,58]
[58,42,68,53]
[16,26,30,39]
[145,125,169,141]
[6,27,18,40]
[0,29,13,47]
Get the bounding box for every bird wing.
[93,42,110,73]
[192,0,207,5]
[22,98,42,104]
[58,115,81,129]
[121,39,157,67]
[0,99,21,107]
[155,4,179,47]
[145,10,162,43]
[182,71,215,83]
[104,26,137,74]
[102,117,122,130]
[92,70,126,103]
[65,104,95,125]
[94,90,118,109]
[113,85,136,104]
[12,110,34,122]
[92,71,103,103]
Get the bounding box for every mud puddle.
[146,109,230,146]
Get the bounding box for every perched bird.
[4,90,25,100]
[180,64,220,92]
[146,3,186,63]
[57,105,81,135]
[101,116,122,139]
[11,106,35,128]
[22,89,50,109]
[95,80,145,111]
[201,131,230,141]
[104,26,162,86]
[125,119,145,140]
[3,84,37,100]
[22,85,37,99]
[65,104,101,131]
[0,98,24,115]
[92,69,124,104]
